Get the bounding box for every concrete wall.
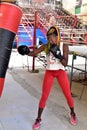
[81,3,87,25]
[62,0,76,14]
[62,0,87,16]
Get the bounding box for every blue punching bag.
[0,2,22,96]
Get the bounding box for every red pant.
[39,69,74,108]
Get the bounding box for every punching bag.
[0,2,22,97]
[0,0,15,2]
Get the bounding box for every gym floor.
[0,66,87,130]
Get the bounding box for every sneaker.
[70,113,77,125]
[32,118,41,130]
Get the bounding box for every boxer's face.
[47,34,57,45]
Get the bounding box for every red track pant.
[39,69,74,108]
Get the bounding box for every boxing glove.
[18,45,30,55]
[49,44,64,61]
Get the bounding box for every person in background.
[48,13,57,28]
[18,26,77,129]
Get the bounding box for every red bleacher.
[20,4,87,46]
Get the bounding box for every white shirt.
[46,42,65,70]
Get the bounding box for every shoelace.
[71,113,76,121]
[35,118,41,124]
